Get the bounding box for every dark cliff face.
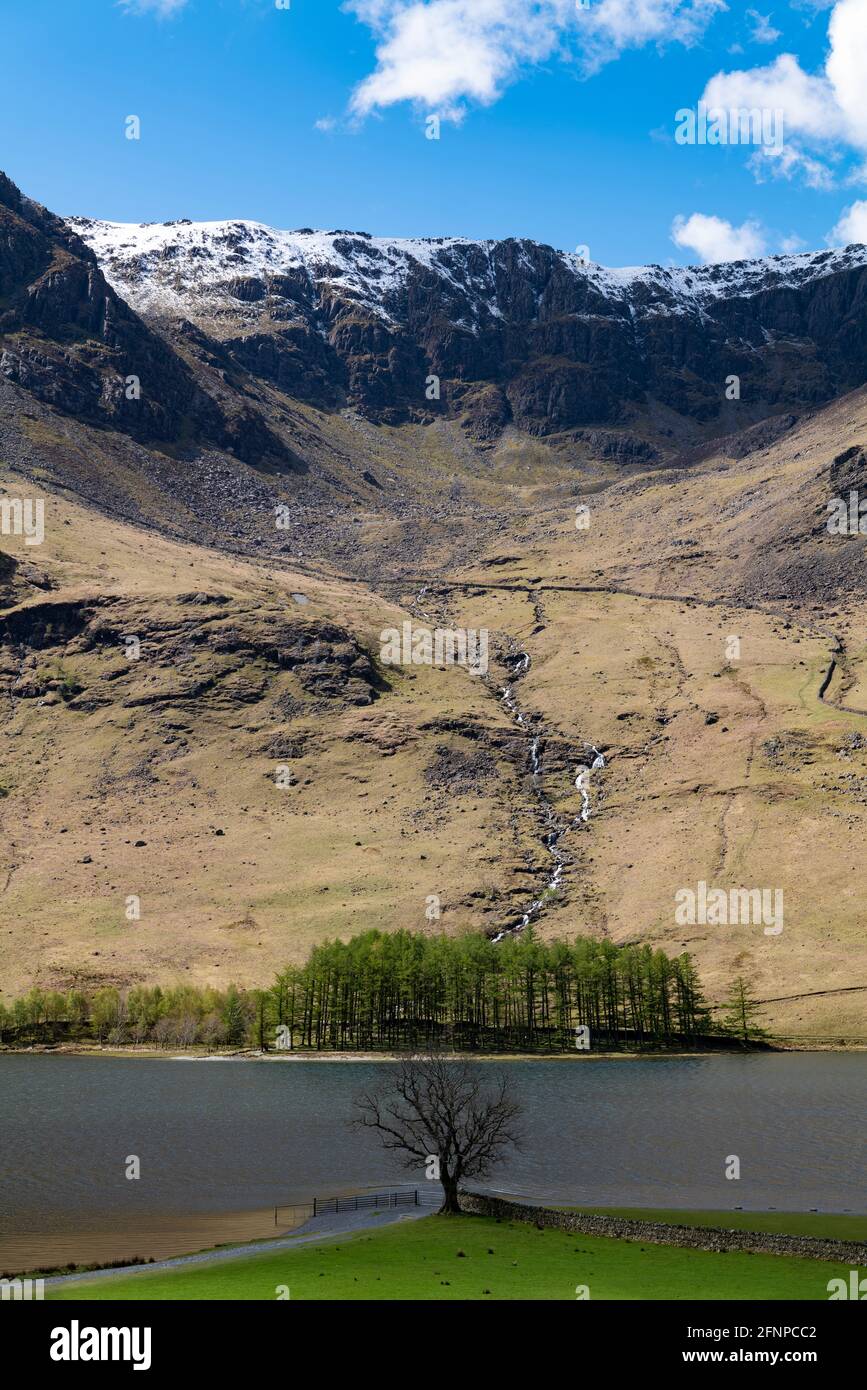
[6,171,867,463]
[0,174,208,441]
[312,243,867,437]
[69,210,867,447]
[0,174,293,466]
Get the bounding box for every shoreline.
[20,1199,867,1287]
[0,1204,311,1280]
[2,1041,864,1061]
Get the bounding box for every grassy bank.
[0,1043,770,1061]
[47,1214,853,1301]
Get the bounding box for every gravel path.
[45,1202,438,1290]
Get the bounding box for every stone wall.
[459,1193,867,1264]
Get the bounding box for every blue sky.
[1,0,865,266]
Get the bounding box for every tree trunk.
[439,1173,461,1214]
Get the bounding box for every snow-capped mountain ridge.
[59,205,867,438]
[69,215,867,331]
[4,163,866,512]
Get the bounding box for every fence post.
[313,1196,317,1217]
[415,1190,419,1206]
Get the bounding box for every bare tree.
[354,1054,522,1214]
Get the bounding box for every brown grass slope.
[0,480,565,1000]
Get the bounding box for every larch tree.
[722,976,768,1042]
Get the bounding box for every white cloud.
[579,0,728,73]
[345,0,727,121]
[347,0,563,121]
[825,0,867,149]
[119,0,189,15]
[746,9,781,43]
[315,116,338,132]
[699,0,867,187]
[829,199,867,243]
[748,141,836,189]
[671,212,768,262]
[703,52,840,143]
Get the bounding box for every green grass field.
[47,1215,855,1301]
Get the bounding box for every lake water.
[1,1053,864,1261]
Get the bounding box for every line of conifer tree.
[0,929,749,1052]
[268,930,712,1050]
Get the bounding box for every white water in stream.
[406,592,604,944]
[492,649,603,943]
[574,749,605,823]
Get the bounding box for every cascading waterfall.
[574,746,605,823]
[412,584,432,622]
[492,646,602,943]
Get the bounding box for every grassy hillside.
[434,392,867,1039]
[3,386,867,1037]
[0,475,550,997]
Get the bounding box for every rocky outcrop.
[829,444,867,494]
[0,548,17,595]
[0,597,385,712]
[0,173,292,466]
[0,597,95,649]
[267,619,386,705]
[424,742,497,792]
